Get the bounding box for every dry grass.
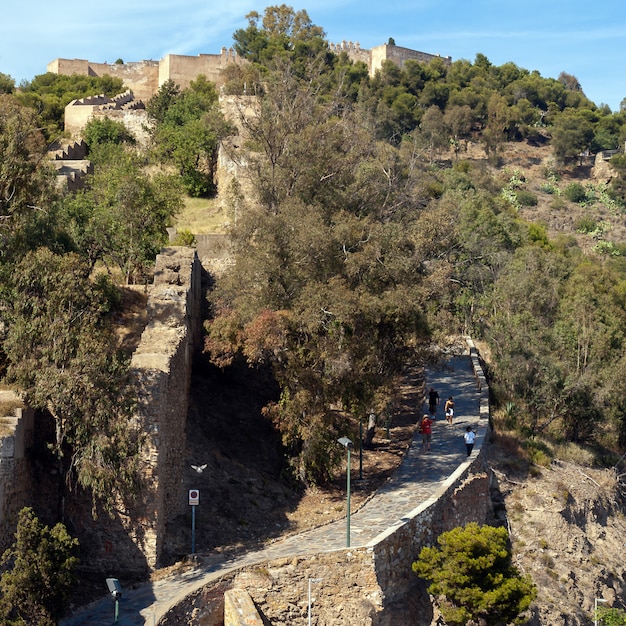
[174,196,230,234]
[0,398,24,416]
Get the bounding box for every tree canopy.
[0,507,78,625]
[412,523,537,625]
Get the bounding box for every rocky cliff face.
[491,456,626,624]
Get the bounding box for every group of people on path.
[421,387,475,456]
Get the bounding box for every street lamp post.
[106,578,122,626]
[337,437,353,547]
[307,577,323,625]
[594,597,607,626]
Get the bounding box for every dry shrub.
[553,442,595,466]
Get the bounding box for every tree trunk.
[363,412,377,449]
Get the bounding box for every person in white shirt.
[464,426,476,456]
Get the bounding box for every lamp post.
[307,577,323,625]
[594,597,607,626]
[106,578,122,626]
[189,463,206,556]
[337,437,353,547]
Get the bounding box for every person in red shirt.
[420,414,433,452]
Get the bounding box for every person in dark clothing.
[428,387,440,416]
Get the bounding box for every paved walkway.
[61,354,485,625]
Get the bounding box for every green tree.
[61,144,182,281]
[233,5,326,64]
[0,95,58,263]
[206,56,442,483]
[2,249,142,514]
[597,606,626,626]
[419,105,447,162]
[148,75,235,196]
[15,73,124,139]
[551,108,595,163]
[82,116,135,149]
[0,507,78,625]
[0,72,15,94]
[412,523,536,625]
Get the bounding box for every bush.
[574,216,597,233]
[563,182,587,203]
[412,523,537,625]
[516,190,538,206]
[0,508,78,625]
[171,229,196,246]
[83,117,135,149]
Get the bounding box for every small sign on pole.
[189,489,199,506]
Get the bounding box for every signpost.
[189,489,199,554]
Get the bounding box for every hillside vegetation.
[1,3,626,622]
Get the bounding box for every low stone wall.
[224,589,264,626]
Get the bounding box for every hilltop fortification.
[47,42,451,102]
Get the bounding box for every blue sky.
[2,1,625,111]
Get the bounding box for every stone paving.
[61,353,485,626]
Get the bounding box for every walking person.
[464,426,476,456]
[427,387,440,416]
[420,414,433,452]
[444,396,455,424]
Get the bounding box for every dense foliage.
[146,75,235,196]
[2,249,142,513]
[203,6,626,482]
[412,523,537,625]
[60,143,182,282]
[0,507,78,625]
[15,73,125,139]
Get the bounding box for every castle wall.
[370,44,452,76]
[49,50,243,103]
[159,50,244,92]
[90,108,151,146]
[0,406,35,552]
[48,42,450,102]
[128,247,202,568]
[50,59,161,103]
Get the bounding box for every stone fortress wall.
[330,41,452,76]
[47,48,245,104]
[126,246,203,570]
[48,40,451,105]
[0,399,36,552]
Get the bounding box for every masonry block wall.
[47,58,160,102]
[163,463,491,625]
[0,407,35,552]
[129,247,202,568]
[48,51,244,103]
